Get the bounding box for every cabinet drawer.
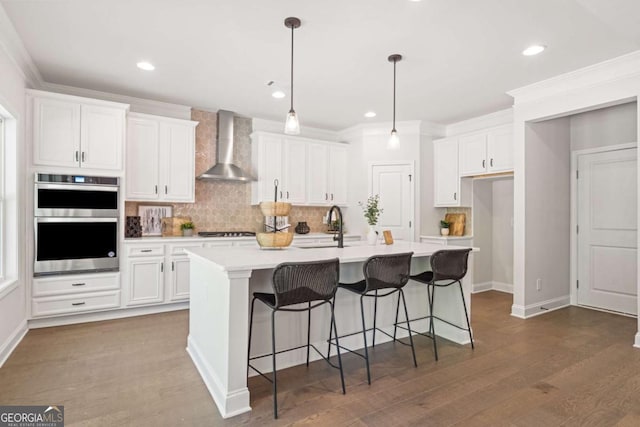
[32,291,120,317]
[169,243,203,255]
[33,272,120,297]
[127,245,165,257]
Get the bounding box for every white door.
[283,139,307,204]
[487,126,513,173]
[161,121,195,202]
[459,133,487,176]
[307,143,329,204]
[80,105,124,170]
[32,97,81,168]
[328,145,348,205]
[577,147,637,315]
[126,117,160,200]
[433,139,460,206]
[370,163,413,241]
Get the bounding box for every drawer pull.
[71,283,86,287]
[72,302,86,306]
[141,249,152,253]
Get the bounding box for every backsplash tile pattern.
[125,108,330,233]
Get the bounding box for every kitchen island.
[185,240,475,418]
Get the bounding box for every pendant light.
[388,54,402,149]
[284,17,301,135]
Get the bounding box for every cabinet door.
[168,256,190,301]
[160,122,195,202]
[434,139,460,206]
[487,126,514,173]
[283,139,307,204]
[258,135,284,202]
[126,118,160,200]
[328,145,348,205]
[33,97,81,167]
[126,257,165,306]
[459,133,487,176]
[307,143,329,204]
[80,105,124,170]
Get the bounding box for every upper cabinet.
[459,125,513,177]
[125,112,198,202]
[29,90,129,172]
[251,131,348,206]
[433,138,471,207]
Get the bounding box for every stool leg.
[306,301,311,366]
[429,284,438,361]
[393,292,401,341]
[271,310,278,419]
[330,300,346,394]
[247,297,256,378]
[400,289,418,368]
[360,295,371,385]
[372,290,378,347]
[327,296,335,360]
[458,281,474,349]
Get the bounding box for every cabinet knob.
[454,192,457,201]
[75,151,79,162]
[482,159,485,168]
[72,302,85,306]
[172,261,175,271]
[490,158,494,167]
[160,262,164,273]
[155,185,158,194]
[325,193,328,200]
[81,151,86,162]
[71,283,86,287]
[286,191,289,199]
[165,185,168,194]
[331,193,334,201]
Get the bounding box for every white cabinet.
[125,256,165,306]
[251,132,307,204]
[30,90,128,171]
[125,112,198,202]
[252,131,348,206]
[434,138,472,207]
[459,125,513,176]
[307,143,348,205]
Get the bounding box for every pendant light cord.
[392,58,396,131]
[290,24,294,112]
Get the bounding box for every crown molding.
[40,82,192,120]
[252,118,341,142]
[446,108,513,136]
[0,3,44,88]
[507,49,640,105]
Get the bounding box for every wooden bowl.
[259,201,291,217]
[256,232,294,248]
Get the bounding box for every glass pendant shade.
[284,109,300,135]
[388,129,400,149]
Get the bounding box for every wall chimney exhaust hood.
[197,110,254,182]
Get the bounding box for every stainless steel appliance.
[34,173,120,276]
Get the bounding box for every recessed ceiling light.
[272,90,286,99]
[364,111,377,118]
[522,45,546,56]
[136,61,155,71]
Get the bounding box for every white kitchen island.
[185,240,475,418]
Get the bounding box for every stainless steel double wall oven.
[34,173,120,276]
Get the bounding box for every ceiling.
[2,0,640,130]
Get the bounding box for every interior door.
[577,147,637,315]
[370,163,413,241]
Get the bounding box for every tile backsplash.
[125,108,331,234]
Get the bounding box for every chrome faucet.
[328,205,344,248]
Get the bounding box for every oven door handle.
[35,183,118,192]
[35,217,118,224]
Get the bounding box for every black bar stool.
[395,248,473,361]
[329,252,416,384]
[247,258,345,419]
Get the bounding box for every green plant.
[181,221,195,230]
[359,194,383,226]
[440,220,450,229]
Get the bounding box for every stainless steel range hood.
[197,110,254,182]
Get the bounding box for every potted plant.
[440,220,450,236]
[359,194,383,245]
[181,221,195,237]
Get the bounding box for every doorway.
[369,162,414,241]
[574,145,638,316]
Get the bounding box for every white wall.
[570,102,637,150]
[0,25,28,365]
[492,179,514,287]
[522,118,572,312]
[472,180,493,285]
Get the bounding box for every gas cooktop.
[198,231,256,238]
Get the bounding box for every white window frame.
[0,103,18,299]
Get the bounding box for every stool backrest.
[430,249,472,282]
[272,258,340,308]
[363,252,414,292]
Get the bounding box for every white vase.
[367,227,378,245]
[440,228,450,236]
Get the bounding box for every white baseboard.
[28,301,189,329]
[472,281,513,294]
[634,332,640,349]
[511,295,570,319]
[0,320,28,368]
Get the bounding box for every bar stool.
[247,258,345,419]
[329,252,416,384]
[395,248,473,361]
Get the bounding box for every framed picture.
[138,205,172,236]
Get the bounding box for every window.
[0,116,5,281]
[0,104,18,296]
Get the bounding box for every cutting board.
[444,213,466,236]
[161,216,192,237]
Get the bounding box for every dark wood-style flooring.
[1,291,639,426]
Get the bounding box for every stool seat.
[253,288,329,308]
[337,280,366,294]
[410,270,434,283]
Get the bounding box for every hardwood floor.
[1,291,639,426]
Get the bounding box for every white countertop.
[186,240,477,272]
[420,235,474,240]
[123,232,359,243]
